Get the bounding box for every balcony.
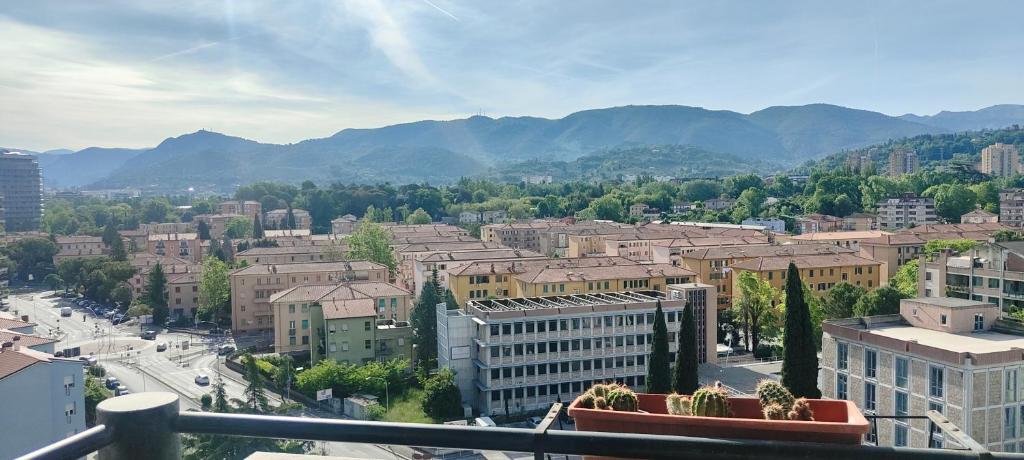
[20,392,1017,460]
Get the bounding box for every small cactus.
[755,380,795,411]
[594,396,609,410]
[788,398,815,421]
[691,385,732,417]
[607,386,639,412]
[762,403,788,420]
[591,383,613,399]
[666,393,692,416]
[577,392,596,409]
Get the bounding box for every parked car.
[156,342,168,352]
[194,374,210,386]
[78,355,98,366]
[60,307,73,317]
[217,345,235,356]
[141,330,157,340]
[105,377,120,390]
[115,385,129,396]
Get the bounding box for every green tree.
[125,302,153,318]
[110,282,132,307]
[109,236,127,261]
[145,263,169,324]
[199,256,231,324]
[411,278,441,369]
[101,223,120,247]
[220,235,235,261]
[924,183,977,221]
[822,282,865,319]
[406,208,432,225]
[737,188,766,216]
[923,239,977,254]
[732,271,780,352]
[646,301,671,393]
[889,260,919,298]
[421,368,463,421]
[854,286,904,317]
[84,377,111,426]
[724,174,764,198]
[781,263,821,398]
[286,206,297,230]
[347,222,397,275]
[586,195,624,221]
[224,216,254,239]
[240,354,271,413]
[4,237,57,282]
[253,214,265,239]
[672,302,699,395]
[44,273,63,291]
[196,220,212,240]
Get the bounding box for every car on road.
[141,330,157,340]
[217,345,235,356]
[156,342,168,352]
[79,355,98,366]
[60,307,73,317]
[103,310,116,319]
[105,377,120,390]
[115,385,129,396]
[194,374,210,386]
[527,416,543,428]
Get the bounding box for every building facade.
[821,298,1024,451]
[981,143,1021,178]
[265,208,312,230]
[218,200,262,218]
[740,218,786,233]
[437,288,716,415]
[0,152,43,231]
[888,148,919,176]
[730,253,882,294]
[962,209,999,224]
[147,233,202,263]
[1001,190,1024,228]
[876,194,938,230]
[53,236,109,264]
[331,215,358,235]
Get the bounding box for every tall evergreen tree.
[646,301,671,393]
[411,279,441,369]
[221,236,234,261]
[253,214,265,239]
[286,206,297,230]
[781,262,822,398]
[109,236,127,261]
[145,263,168,324]
[101,224,119,247]
[241,354,270,413]
[196,220,211,240]
[672,302,699,394]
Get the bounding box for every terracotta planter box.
[568,393,869,446]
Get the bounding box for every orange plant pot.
[568,393,869,446]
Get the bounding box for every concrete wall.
[0,359,85,458]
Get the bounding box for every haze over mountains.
[14,103,1024,190]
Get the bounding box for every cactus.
[666,393,692,416]
[788,398,815,421]
[762,403,788,420]
[691,385,732,417]
[591,383,613,399]
[594,396,609,410]
[607,386,639,412]
[577,392,596,409]
[755,380,795,411]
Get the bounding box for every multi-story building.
[218,200,262,218]
[268,281,413,356]
[1001,190,1024,228]
[411,248,546,296]
[236,245,338,265]
[511,263,696,298]
[138,222,195,234]
[437,286,717,415]
[843,213,877,231]
[446,257,633,307]
[888,147,919,176]
[606,232,769,262]
[0,152,43,231]
[859,223,1009,280]
[918,241,1024,317]
[962,209,999,224]
[876,194,938,230]
[309,301,413,366]
[264,208,312,230]
[147,233,202,263]
[167,271,200,320]
[459,210,508,224]
[193,214,243,240]
[740,218,786,233]
[394,241,507,291]
[0,343,86,458]
[229,261,388,337]
[785,231,891,251]
[795,213,843,234]
[821,297,1024,450]
[703,198,736,211]
[53,236,109,264]
[730,253,882,293]
[331,214,358,235]
[481,220,572,254]
[980,143,1021,178]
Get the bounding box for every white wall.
[0,358,86,458]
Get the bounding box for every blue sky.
[2,0,1022,151]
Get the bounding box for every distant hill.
[31,103,1023,190]
[39,147,146,188]
[899,104,1024,131]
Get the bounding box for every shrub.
[200,394,212,410]
[421,369,463,421]
[88,365,106,377]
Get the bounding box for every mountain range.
[10,103,1024,190]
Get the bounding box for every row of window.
[487,355,648,381]
[837,342,943,398]
[487,376,646,401]
[486,312,682,337]
[487,334,656,358]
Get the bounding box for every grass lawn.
[381,388,434,424]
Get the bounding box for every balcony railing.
[17,392,1022,460]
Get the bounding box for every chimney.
[1,341,13,350]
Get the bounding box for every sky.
[2,0,1022,151]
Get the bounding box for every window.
[865,349,877,379]
[864,382,876,411]
[990,278,1000,289]
[302,335,309,345]
[836,342,848,370]
[836,374,848,400]
[1008,407,1019,440]
[288,304,295,314]
[940,314,947,325]
[365,321,371,331]
[301,319,309,330]
[1008,369,1019,403]
[929,365,944,398]
[894,424,908,447]
[895,357,908,389]
[975,314,985,331]
[895,391,908,417]
[289,336,296,346]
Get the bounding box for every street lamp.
[366,376,389,411]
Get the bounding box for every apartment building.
[607,232,770,262]
[676,244,857,309]
[785,231,891,251]
[411,248,546,296]
[384,223,469,238]
[918,241,1024,317]
[980,143,1021,178]
[230,261,388,336]
[269,281,413,355]
[459,210,508,224]
[703,198,735,211]
[331,214,358,235]
[730,253,882,294]
[1001,190,1024,228]
[859,223,1009,280]
[0,152,43,231]
[796,213,843,234]
[821,298,1024,451]
[139,222,195,234]
[53,236,108,264]
[236,245,337,265]
[844,213,878,231]
[265,208,312,230]
[446,257,635,307]
[126,256,197,309]
[167,271,200,320]
[309,302,413,366]
[394,241,506,291]
[0,344,86,458]
[480,220,572,253]
[147,233,202,262]
[888,147,919,176]
[963,209,999,224]
[876,193,938,230]
[740,218,786,233]
[437,287,717,415]
[218,200,262,218]
[193,214,242,239]
[511,263,696,298]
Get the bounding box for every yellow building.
[512,263,695,299]
[446,257,634,306]
[729,253,882,296]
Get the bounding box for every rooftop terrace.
[468,290,664,312]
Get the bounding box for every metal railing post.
[96,392,181,460]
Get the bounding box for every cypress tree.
[286,206,297,230]
[411,279,441,369]
[646,300,671,393]
[672,302,699,395]
[781,262,822,398]
[253,214,264,239]
[145,263,168,325]
[197,220,211,240]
